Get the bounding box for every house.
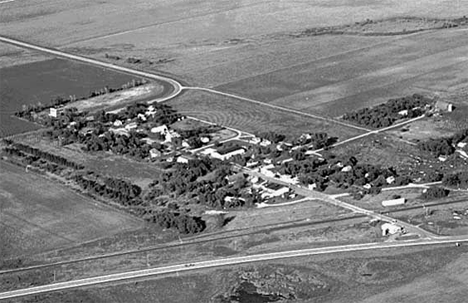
[109,128,130,137]
[113,120,123,127]
[200,137,210,144]
[151,125,169,134]
[176,155,190,163]
[259,139,272,147]
[435,100,454,112]
[398,109,409,116]
[386,176,396,184]
[249,137,261,144]
[381,222,403,236]
[149,148,162,158]
[381,198,406,207]
[201,146,245,160]
[457,142,467,149]
[49,107,64,118]
[125,122,138,130]
[341,165,352,172]
[137,113,147,121]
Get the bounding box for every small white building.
[381,198,406,207]
[49,107,64,118]
[113,120,123,127]
[386,176,396,184]
[125,122,138,130]
[398,109,409,116]
[435,100,454,112]
[381,222,403,236]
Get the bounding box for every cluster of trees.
[83,132,151,159]
[417,128,468,157]
[73,174,142,206]
[279,154,403,192]
[291,132,337,149]
[442,171,468,189]
[417,138,454,156]
[256,131,286,143]
[342,94,431,128]
[149,157,262,209]
[3,142,84,170]
[422,187,450,200]
[15,79,148,121]
[147,210,206,234]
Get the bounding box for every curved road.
[0,36,183,102]
[0,237,467,300]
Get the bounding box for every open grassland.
[13,133,163,189]
[216,29,468,117]
[0,161,144,258]
[167,90,365,140]
[12,246,468,303]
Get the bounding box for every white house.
[113,120,123,127]
[381,222,403,236]
[151,125,169,134]
[386,176,396,184]
[125,122,138,130]
[149,148,161,158]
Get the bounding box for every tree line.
[342,94,432,128]
[417,128,468,157]
[15,79,148,122]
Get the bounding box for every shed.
[381,198,406,207]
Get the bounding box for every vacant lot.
[167,90,365,141]
[0,161,144,258]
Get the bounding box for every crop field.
[216,29,468,117]
[0,56,139,137]
[1,0,464,46]
[0,161,144,258]
[168,90,365,141]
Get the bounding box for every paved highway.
[0,36,183,102]
[1,237,467,300]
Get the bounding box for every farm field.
[0,56,135,137]
[167,90,365,141]
[215,28,468,117]
[12,245,468,303]
[1,0,464,46]
[0,161,144,259]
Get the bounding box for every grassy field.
[13,245,468,303]
[0,161,144,259]
[167,90,365,141]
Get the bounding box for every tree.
[422,187,449,200]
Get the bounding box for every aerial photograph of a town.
[1,0,468,302]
